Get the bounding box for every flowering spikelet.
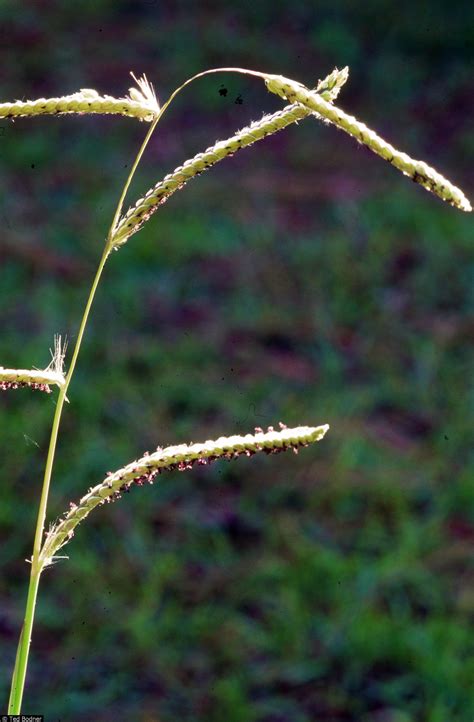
[109,67,349,248]
[0,74,159,122]
[126,72,160,114]
[40,423,329,566]
[314,65,349,102]
[0,336,66,393]
[264,74,471,212]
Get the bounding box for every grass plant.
[2,65,470,715]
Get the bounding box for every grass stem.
[7,245,109,714]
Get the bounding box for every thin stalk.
[8,246,109,714]
[8,111,162,713]
[108,115,160,242]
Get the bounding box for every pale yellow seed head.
[40,423,329,566]
[265,74,471,212]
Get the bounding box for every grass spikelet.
[264,75,471,212]
[0,75,159,122]
[40,423,329,566]
[0,336,67,393]
[315,65,349,102]
[127,72,159,113]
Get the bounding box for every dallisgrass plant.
[2,65,470,714]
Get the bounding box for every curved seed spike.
[264,75,471,212]
[0,77,159,122]
[40,423,329,566]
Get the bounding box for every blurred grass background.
[0,2,473,720]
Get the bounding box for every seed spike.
[264,74,471,212]
[0,82,160,122]
[40,423,329,567]
[128,72,160,115]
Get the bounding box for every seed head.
[0,76,160,122]
[40,423,329,567]
[264,74,471,212]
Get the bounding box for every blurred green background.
[1,2,473,720]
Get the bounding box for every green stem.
[8,110,162,713]
[108,115,160,242]
[8,245,109,714]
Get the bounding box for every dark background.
[1,2,473,720]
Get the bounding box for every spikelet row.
[0,75,160,123]
[0,367,65,393]
[264,75,472,212]
[40,423,329,566]
[0,337,67,393]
